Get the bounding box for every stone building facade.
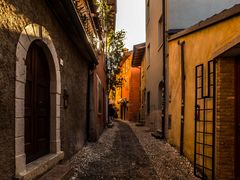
[112,51,141,122]
[145,0,240,140]
[132,43,146,123]
[88,52,108,141]
[0,0,111,179]
[114,52,132,120]
[168,4,240,179]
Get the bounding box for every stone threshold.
[38,163,74,180]
[16,151,64,180]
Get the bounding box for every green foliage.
[94,0,126,95]
[106,30,126,94]
[95,0,114,33]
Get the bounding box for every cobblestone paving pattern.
[70,120,199,180]
[126,120,199,180]
[70,120,158,180]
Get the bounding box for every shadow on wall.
[145,110,162,131]
[0,25,24,178]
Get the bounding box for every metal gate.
[194,60,215,179]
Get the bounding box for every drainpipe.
[162,0,166,139]
[87,64,95,141]
[178,40,185,155]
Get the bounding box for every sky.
[116,0,146,50]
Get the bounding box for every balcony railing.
[73,0,102,54]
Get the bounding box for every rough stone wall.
[0,0,90,177]
[215,58,236,180]
[0,1,24,178]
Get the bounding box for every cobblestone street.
[70,120,199,180]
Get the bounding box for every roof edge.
[169,4,240,41]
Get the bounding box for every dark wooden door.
[236,59,240,179]
[25,43,50,164]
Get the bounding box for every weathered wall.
[168,14,240,179]
[215,58,236,179]
[140,54,146,120]
[145,0,164,131]
[128,67,141,121]
[0,1,17,178]
[0,0,90,177]
[89,52,107,141]
[115,54,132,120]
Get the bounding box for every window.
[158,15,163,47]
[158,82,163,110]
[142,89,146,108]
[168,115,172,129]
[97,75,102,113]
[147,91,150,115]
[147,44,150,68]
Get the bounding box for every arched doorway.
[25,43,50,163]
[15,24,63,178]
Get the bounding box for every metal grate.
[194,60,215,180]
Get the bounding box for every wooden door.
[25,43,50,164]
[236,59,240,179]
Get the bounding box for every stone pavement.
[69,120,199,180]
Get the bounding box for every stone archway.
[15,24,63,178]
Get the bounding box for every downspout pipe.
[86,64,95,141]
[178,40,186,155]
[162,0,166,139]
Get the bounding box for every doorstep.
[16,151,64,180]
[151,129,164,139]
[38,163,74,180]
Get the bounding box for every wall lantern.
[63,89,69,109]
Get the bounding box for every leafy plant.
[94,0,126,96]
[95,0,115,34]
[106,30,126,95]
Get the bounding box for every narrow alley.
[70,120,198,180]
[1,0,240,179]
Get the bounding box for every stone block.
[15,81,25,99]
[15,136,24,156]
[15,98,24,118]
[15,118,24,138]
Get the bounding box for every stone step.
[38,163,74,180]
[135,121,145,126]
[151,130,163,139]
[107,122,114,128]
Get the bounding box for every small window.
[158,82,164,110]
[147,91,150,115]
[146,0,150,23]
[97,75,102,113]
[147,44,150,68]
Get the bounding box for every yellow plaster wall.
[168,15,240,162]
[114,54,133,118]
[140,54,146,120]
